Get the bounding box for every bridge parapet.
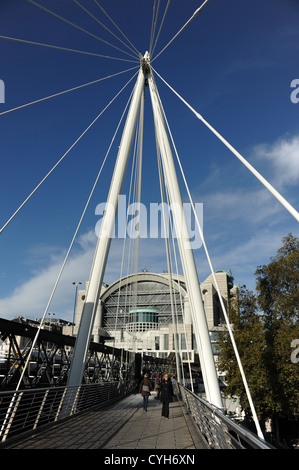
[0,380,136,444]
[178,384,274,449]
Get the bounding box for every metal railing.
[179,384,274,449]
[0,379,137,445]
[0,380,275,449]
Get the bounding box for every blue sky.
[0,0,298,322]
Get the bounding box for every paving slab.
[5,392,207,450]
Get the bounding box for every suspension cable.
[151,0,171,57]
[73,0,139,58]
[164,174,192,388]
[0,35,139,63]
[157,142,182,380]
[153,67,299,223]
[152,89,184,382]
[111,105,142,355]
[127,127,141,277]
[165,182,194,390]
[155,74,265,439]
[153,83,193,390]
[149,0,161,56]
[93,0,140,57]
[26,0,137,59]
[0,66,139,118]
[0,71,138,235]
[106,87,144,346]
[176,137,265,439]
[156,144,182,383]
[14,76,137,392]
[152,0,211,62]
[149,0,157,57]
[150,72,197,390]
[133,93,144,276]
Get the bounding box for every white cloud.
[254,134,299,188]
[211,230,282,271]
[0,231,97,321]
[0,231,170,322]
[2,128,297,324]
[188,133,299,290]
[203,186,282,226]
[0,222,293,323]
[194,228,290,293]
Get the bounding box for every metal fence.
[0,380,275,449]
[0,379,137,445]
[178,384,274,449]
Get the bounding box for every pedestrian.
[139,373,151,411]
[154,374,160,399]
[160,373,174,419]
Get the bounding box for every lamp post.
[47,312,55,326]
[72,282,82,336]
[47,312,55,350]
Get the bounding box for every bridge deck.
[6,391,207,450]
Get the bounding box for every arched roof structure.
[100,272,187,302]
[100,272,189,331]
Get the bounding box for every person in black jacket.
[160,373,174,419]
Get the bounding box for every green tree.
[255,233,299,325]
[218,286,271,424]
[255,233,299,419]
[218,233,299,444]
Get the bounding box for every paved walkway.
[7,392,207,450]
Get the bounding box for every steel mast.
[147,60,223,408]
[67,54,147,387]
[67,52,222,410]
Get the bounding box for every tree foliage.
[218,233,299,431]
[255,233,299,325]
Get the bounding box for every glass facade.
[103,278,185,330]
[181,333,186,350]
[129,308,158,324]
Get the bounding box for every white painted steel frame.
[68,53,222,410]
[67,62,146,388]
[148,69,223,409]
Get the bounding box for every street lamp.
[72,282,82,336]
[48,312,55,325]
[47,312,55,350]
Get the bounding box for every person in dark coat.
[160,373,174,418]
[139,373,151,411]
[154,374,161,399]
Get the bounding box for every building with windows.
[74,270,237,367]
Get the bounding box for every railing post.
[0,392,23,442]
[55,387,68,420]
[33,389,49,429]
[70,386,81,416]
[178,384,273,449]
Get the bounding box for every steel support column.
[148,69,223,409]
[67,59,146,387]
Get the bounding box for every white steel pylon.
[67,52,223,409]
[148,66,222,409]
[67,57,146,387]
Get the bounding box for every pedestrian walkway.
[6,392,207,449]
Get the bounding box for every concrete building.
[73,270,237,366]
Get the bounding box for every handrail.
[0,379,137,445]
[0,380,275,448]
[178,383,275,449]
